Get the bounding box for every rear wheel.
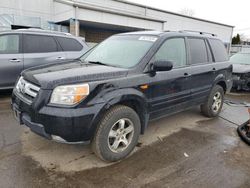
[92,105,141,162]
[201,85,224,117]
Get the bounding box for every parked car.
[230,52,250,91]
[12,31,232,162]
[0,29,89,90]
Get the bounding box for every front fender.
[90,87,150,137]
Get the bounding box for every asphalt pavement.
[0,90,250,188]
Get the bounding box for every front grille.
[15,77,40,104]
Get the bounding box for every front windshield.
[230,53,250,65]
[81,35,158,68]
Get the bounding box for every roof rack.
[179,30,217,37]
[16,28,72,36]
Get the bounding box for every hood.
[22,60,129,89]
[232,63,250,74]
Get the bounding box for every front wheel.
[201,85,224,117]
[92,105,141,162]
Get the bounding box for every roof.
[115,0,234,28]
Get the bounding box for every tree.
[232,34,241,44]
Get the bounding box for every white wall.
[0,0,53,20]
[151,12,233,43]
[53,0,233,43]
[0,0,233,42]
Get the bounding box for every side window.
[209,39,229,62]
[23,35,58,53]
[188,38,208,64]
[154,38,187,68]
[56,37,83,51]
[0,35,19,54]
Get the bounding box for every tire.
[92,105,141,162]
[200,85,224,117]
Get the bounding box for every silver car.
[0,29,89,90]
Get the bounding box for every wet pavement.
[0,90,250,188]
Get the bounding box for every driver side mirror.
[152,60,173,72]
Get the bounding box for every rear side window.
[209,39,228,62]
[0,35,19,54]
[56,37,83,51]
[154,38,187,68]
[23,34,58,53]
[188,38,208,64]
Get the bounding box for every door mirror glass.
[153,60,173,72]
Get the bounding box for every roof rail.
[17,28,72,36]
[179,30,217,37]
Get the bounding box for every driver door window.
[153,38,187,68]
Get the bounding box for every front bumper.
[12,90,105,143]
[232,74,250,90]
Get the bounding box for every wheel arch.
[89,89,150,141]
[213,74,227,93]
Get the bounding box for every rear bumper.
[12,90,105,143]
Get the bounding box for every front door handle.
[9,59,21,63]
[56,57,65,60]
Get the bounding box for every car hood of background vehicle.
[232,63,250,74]
[22,60,129,89]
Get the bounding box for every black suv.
[12,31,232,162]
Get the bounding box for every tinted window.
[209,39,228,62]
[24,35,58,53]
[188,38,208,64]
[154,38,186,67]
[0,35,19,54]
[57,37,83,51]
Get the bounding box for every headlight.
[50,84,89,105]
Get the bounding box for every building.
[0,0,234,47]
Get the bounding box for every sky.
[127,0,250,39]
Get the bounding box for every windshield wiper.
[88,61,108,66]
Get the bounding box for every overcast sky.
[128,0,250,38]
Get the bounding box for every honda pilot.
[12,31,232,162]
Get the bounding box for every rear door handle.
[184,73,191,77]
[9,59,21,63]
[56,57,65,60]
[212,68,216,71]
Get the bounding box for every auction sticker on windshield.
[139,36,158,42]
